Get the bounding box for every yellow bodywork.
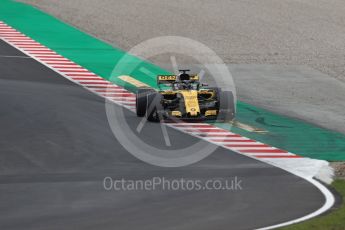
[160,89,217,117]
[205,110,217,116]
[171,111,182,117]
[179,90,200,116]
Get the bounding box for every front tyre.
[217,91,235,122]
[146,92,163,122]
[136,88,154,117]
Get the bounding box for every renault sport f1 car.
[136,70,235,122]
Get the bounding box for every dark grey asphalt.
[0,40,324,230]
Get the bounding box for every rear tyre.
[217,90,235,122]
[136,88,154,117]
[146,92,163,122]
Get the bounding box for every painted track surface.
[1,0,345,161]
[21,0,345,136]
[0,39,326,230]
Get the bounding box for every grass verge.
[280,179,345,230]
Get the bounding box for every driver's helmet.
[179,73,190,81]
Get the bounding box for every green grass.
[280,179,345,230]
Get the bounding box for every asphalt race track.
[0,40,325,229]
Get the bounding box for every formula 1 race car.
[136,70,235,122]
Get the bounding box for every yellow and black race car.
[136,70,235,122]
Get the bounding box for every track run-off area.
[0,18,335,229]
[0,0,341,229]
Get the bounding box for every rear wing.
[157,74,200,84]
[189,75,199,82]
[157,75,177,85]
